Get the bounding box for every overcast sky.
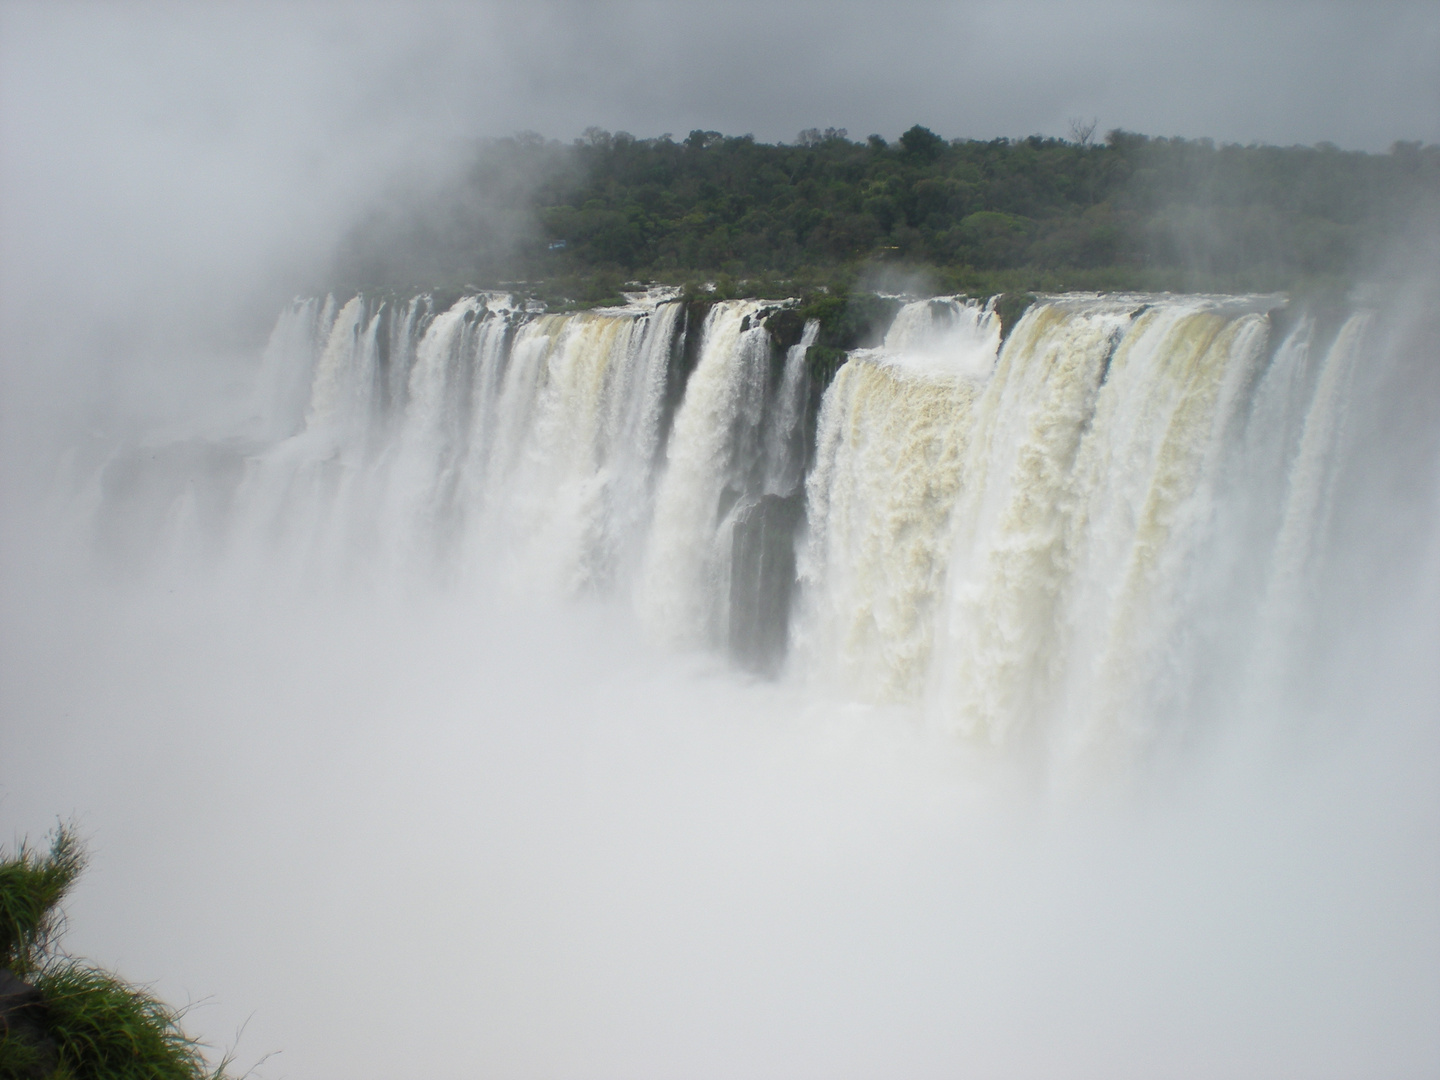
[5,0,1428,151]
[1,0,1437,364]
[2,8,1438,1075]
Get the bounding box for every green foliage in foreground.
[330,125,1440,300]
[1,826,84,978]
[0,1024,50,1079]
[30,965,212,1080]
[0,827,227,1080]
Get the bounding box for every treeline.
[332,126,1440,299]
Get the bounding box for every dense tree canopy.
[333,126,1440,299]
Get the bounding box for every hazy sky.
[10,0,1434,150]
[2,0,1436,339]
[0,0,1432,441]
[5,1,1436,149]
[2,7,1438,1077]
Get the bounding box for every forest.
[332,125,1440,303]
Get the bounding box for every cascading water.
[227,288,819,659]
[225,289,690,595]
[637,299,772,643]
[23,278,1440,1079]
[1250,311,1373,688]
[797,298,1000,699]
[86,286,1424,765]
[795,292,1402,768]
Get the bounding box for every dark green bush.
[329,126,1440,297]
[1,825,84,977]
[0,828,229,1080]
[33,964,210,1080]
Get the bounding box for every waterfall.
[637,300,771,644]
[1247,310,1374,708]
[86,286,1412,761]
[797,292,1384,761]
[483,301,681,594]
[253,296,327,440]
[797,298,999,699]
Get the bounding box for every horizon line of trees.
[330,124,1440,301]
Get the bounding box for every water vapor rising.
[6,281,1437,1079]
[2,5,1439,1080]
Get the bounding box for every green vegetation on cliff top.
[333,125,1439,301]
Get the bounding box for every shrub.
[34,964,211,1080]
[1,825,84,977]
[0,826,229,1080]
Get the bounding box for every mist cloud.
[2,4,1438,1079]
[4,2,1434,344]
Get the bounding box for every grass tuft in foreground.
[31,964,212,1080]
[1,824,84,978]
[0,825,231,1080]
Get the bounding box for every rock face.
[0,969,57,1080]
